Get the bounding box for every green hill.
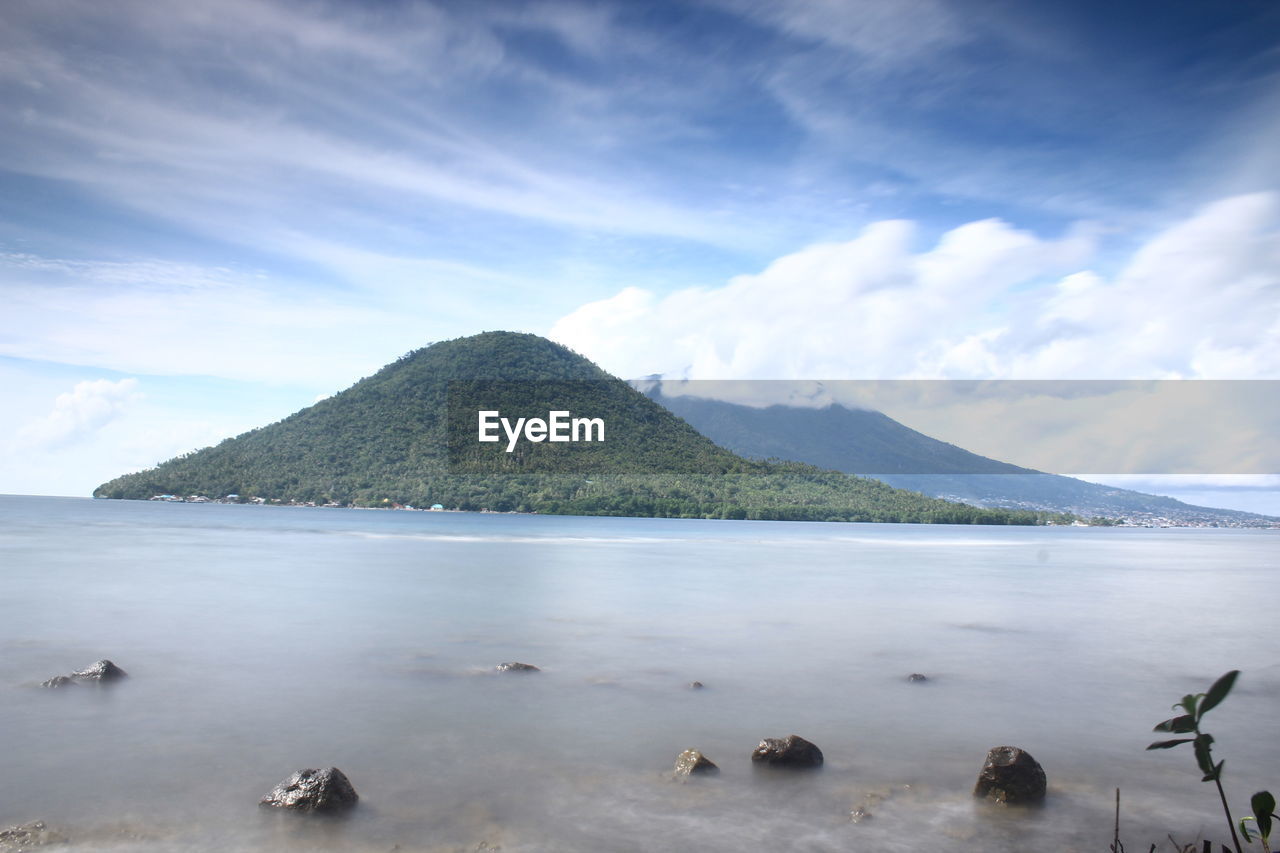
[94,332,1066,524]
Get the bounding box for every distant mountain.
[644,388,1275,527]
[95,332,1063,525]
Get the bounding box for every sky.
[1,0,1278,511]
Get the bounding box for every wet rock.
[259,767,359,813]
[907,673,928,683]
[673,749,719,778]
[750,734,824,768]
[39,659,127,688]
[849,783,914,824]
[0,821,68,849]
[973,746,1046,805]
[70,660,128,682]
[494,662,540,673]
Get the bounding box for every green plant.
[1147,670,1277,853]
[1240,791,1277,853]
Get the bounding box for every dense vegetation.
[95,332,1069,525]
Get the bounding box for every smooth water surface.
[1,495,1276,851]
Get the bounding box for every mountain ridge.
[95,332,1064,525]
[642,387,1274,526]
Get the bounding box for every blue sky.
[1,0,1278,508]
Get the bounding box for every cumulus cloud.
[16,379,142,449]
[551,193,1280,382]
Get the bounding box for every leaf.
[1176,694,1201,716]
[1200,759,1225,783]
[1252,790,1276,838]
[1153,715,1197,734]
[1193,735,1216,779]
[1147,738,1194,750]
[1240,817,1255,843]
[1199,671,1239,715]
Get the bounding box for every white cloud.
[551,193,1279,382]
[16,378,142,449]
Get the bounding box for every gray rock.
[907,673,928,683]
[494,662,540,673]
[70,660,127,682]
[259,767,359,813]
[973,746,1046,804]
[0,820,68,850]
[39,659,127,688]
[673,749,719,778]
[849,783,914,824]
[687,681,705,690]
[750,734,824,768]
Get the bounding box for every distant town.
[144,493,1278,528]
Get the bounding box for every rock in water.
[259,768,359,813]
[673,749,719,778]
[39,659,127,688]
[0,820,68,849]
[907,673,928,683]
[494,662,540,673]
[70,660,127,682]
[973,746,1046,804]
[750,735,824,768]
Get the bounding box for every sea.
[1,494,1276,852]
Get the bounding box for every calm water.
[1,495,1276,852]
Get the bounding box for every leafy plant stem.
[1212,767,1243,853]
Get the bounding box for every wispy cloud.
[0,0,757,270]
[0,253,397,385]
[710,0,965,64]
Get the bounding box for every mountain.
[644,388,1274,527]
[94,332,1064,525]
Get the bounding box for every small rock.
[687,681,705,690]
[260,767,359,813]
[673,749,719,778]
[849,783,912,823]
[494,662,540,673]
[39,675,76,689]
[0,820,68,849]
[750,734,824,768]
[907,673,928,683]
[973,746,1046,805]
[70,660,127,682]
